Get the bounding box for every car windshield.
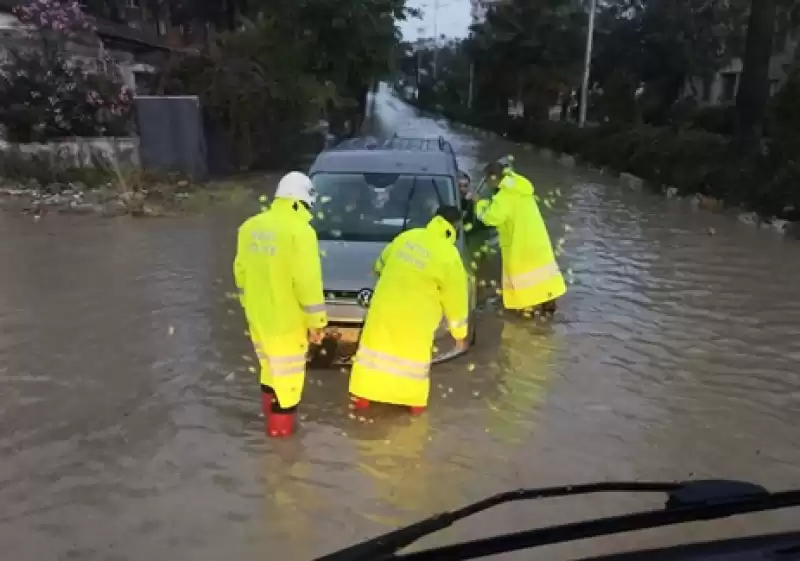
[309,172,456,242]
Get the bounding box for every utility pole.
[416,26,425,100]
[579,0,597,128]
[432,0,440,81]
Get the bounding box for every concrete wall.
[0,137,140,168]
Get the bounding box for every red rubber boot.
[267,412,295,438]
[352,396,370,410]
[409,406,426,416]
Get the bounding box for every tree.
[590,0,749,124]
[734,0,777,154]
[0,0,133,141]
[468,0,586,120]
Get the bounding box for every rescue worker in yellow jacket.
[350,205,469,415]
[472,159,567,314]
[234,171,327,438]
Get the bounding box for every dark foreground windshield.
[310,172,455,242]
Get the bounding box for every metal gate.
[134,95,208,180]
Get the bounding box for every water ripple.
[0,90,799,559]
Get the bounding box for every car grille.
[324,289,360,301]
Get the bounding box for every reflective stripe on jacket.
[475,171,566,310]
[350,215,469,407]
[234,198,327,407]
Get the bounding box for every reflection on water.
[1,87,799,560]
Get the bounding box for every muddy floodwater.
[2,87,800,561]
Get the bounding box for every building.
[688,29,799,106]
[0,0,190,94]
[470,0,507,26]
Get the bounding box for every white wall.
[0,137,140,168]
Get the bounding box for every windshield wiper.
[315,479,800,561]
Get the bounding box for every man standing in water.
[457,171,476,224]
[234,172,327,438]
[349,205,469,415]
[472,158,566,315]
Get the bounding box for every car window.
[310,172,456,242]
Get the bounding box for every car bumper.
[315,320,471,366]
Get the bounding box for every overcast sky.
[399,0,472,41]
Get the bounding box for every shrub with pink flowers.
[0,0,132,141]
[12,0,95,37]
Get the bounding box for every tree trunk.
[734,0,777,155]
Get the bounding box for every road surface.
[1,87,799,560]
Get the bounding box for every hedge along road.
[1,86,800,561]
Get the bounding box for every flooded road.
[2,87,800,560]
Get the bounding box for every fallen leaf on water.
[467,363,476,372]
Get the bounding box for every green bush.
[687,105,736,136]
[411,94,799,219]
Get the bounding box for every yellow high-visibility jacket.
[475,170,566,310]
[234,198,327,408]
[350,215,469,407]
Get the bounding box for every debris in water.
[168,325,175,336]
[467,363,476,372]
[248,366,256,374]
[225,372,235,382]
[707,227,716,236]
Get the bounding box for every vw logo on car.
[356,288,373,308]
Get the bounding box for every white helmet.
[275,171,317,206]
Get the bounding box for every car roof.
[309,135,459,177]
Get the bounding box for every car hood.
[320,240,385,292]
